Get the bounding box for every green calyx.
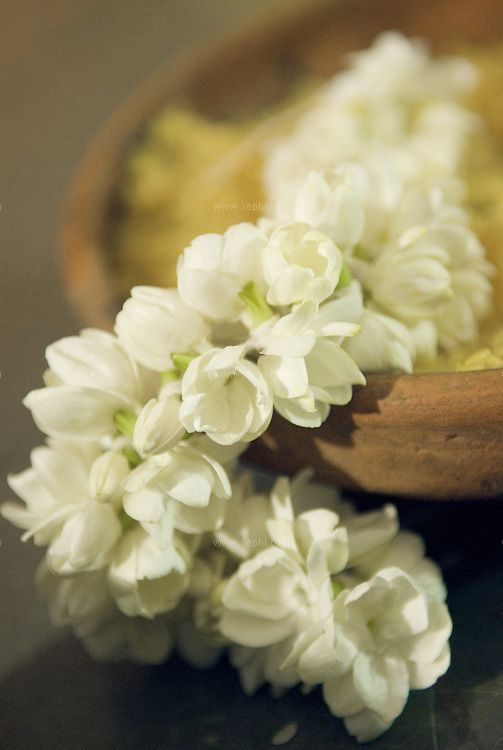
[239,281,274,327]
[336,261,352,290]
[352,244,368,261]
[113,409,137,439]
[161,368,179,383]
[122,445,142,468]
[119,509,136,532]
[171,352,197,373]
[331,578,345,600]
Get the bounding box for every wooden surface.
[248,369,503,499]
[61,0,503,499]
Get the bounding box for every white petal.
[274,394,329,428]
[48,502,121,573]
[123,486,165,523]
[89,451,129,504]
[115,287,207,371]
[46,330,139,398]
[344,708,393,743]
[408,643,451,689]
[258,356,308,399]
[323,671,365,718]
[24,387,128,439]
[353,652,409,724]
[133,396,185,456]
[219,610,295,648]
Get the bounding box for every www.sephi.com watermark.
[212,199,290,214]
[213,536,271,551]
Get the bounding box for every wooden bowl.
[60,0,503,499]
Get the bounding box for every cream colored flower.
[24,329,158,441]
[218,477,347,650]
[3,441,122,575]
[365,227,452,324]
[431,224,494,349]
[177,223,267,322]
[264,32,478,210]
[283,167,365,251]
[257,296,365,427]
[323,566,452,742]
[108,526,190,618]
[133,394,185,457]
[123,443,231,545]
[115,286,208,372]
[179,346,273,445]
[263,222,344,306]
[344,307,416,373]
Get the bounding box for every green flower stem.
[171,352,197,373]
[113,409,137,439]
[331,578,345,600]
[336,261,352,290]
[122,445,142,468]
[239,281,274,327]
[162,368,179,383]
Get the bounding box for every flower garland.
[3,32,495,743]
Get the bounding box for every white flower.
[359,221,493,348]
[263,33,478,232]
[188,433,248,470]
[263,222,344,306]
[3,441,122,575]
[431,225,494,349]
[329,32,476,105]
[215,472,452,743]
[37,564,174,664]
[123,443,231,546]
[23,329,158,440]
[133,394,185,456]
[214,475,271,559]
[387,178,468,241]
[257,296,365,427]
[218,477,398,678]
[323,566,452,742]
[177,223,267,322]
[412,102,481,176]
[88,450,130,507]
[364,226,453,324]
[218,477,347,650]
[353,529,448,603]
[115,286,208,371]
[277,167,365,251]
[344,307,416,374]
[108,526,190,618]
[220,546,323,648]
[179,345,273,445]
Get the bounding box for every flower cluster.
[5,31,490,744]
[215,475,451,743]
[4,460,451,741]
[263,32,494,367]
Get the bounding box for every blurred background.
[1,2,502,748]
[0,0,294,678]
